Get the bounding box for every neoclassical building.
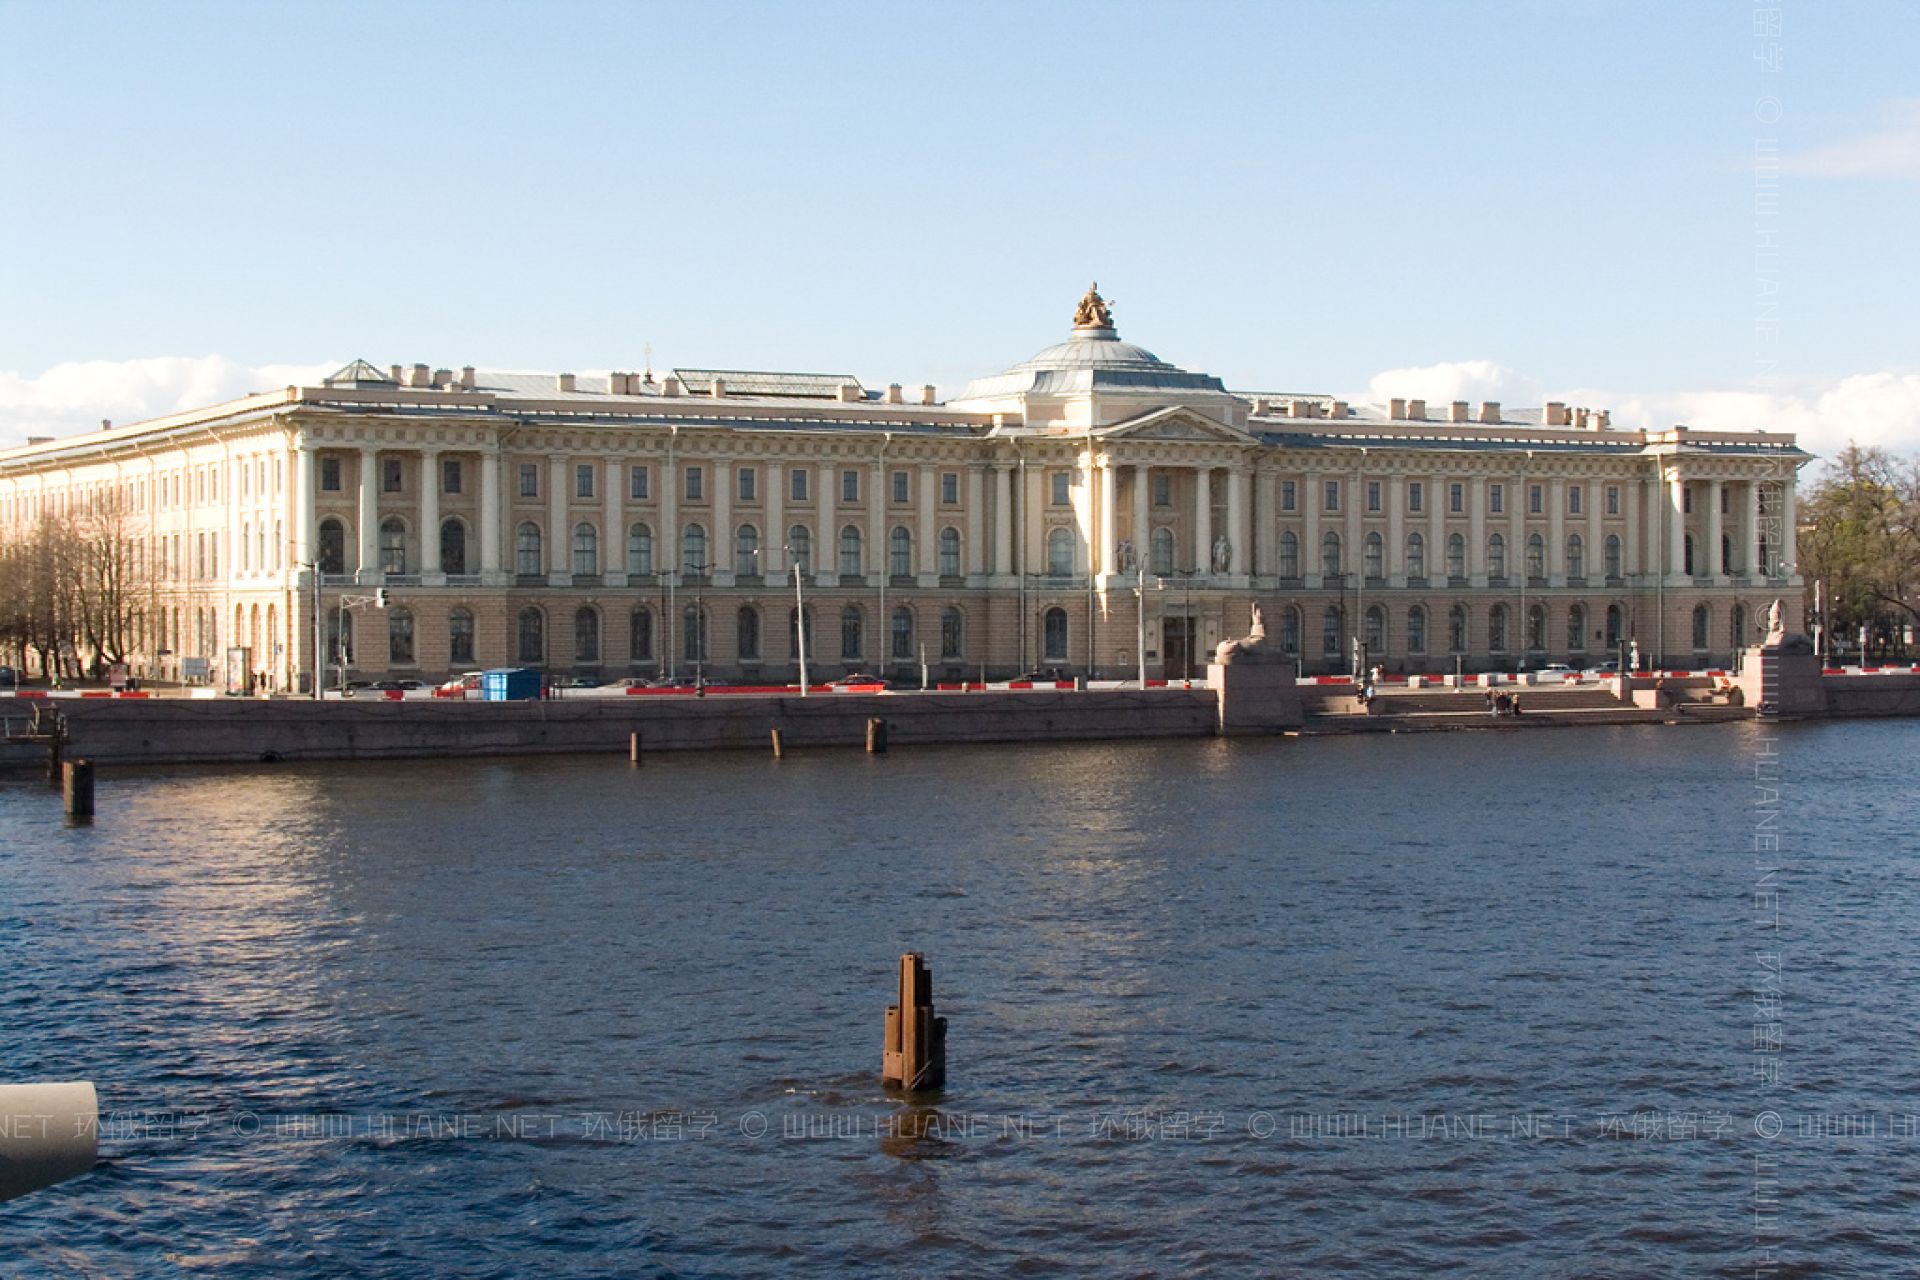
[0,287,1807,688]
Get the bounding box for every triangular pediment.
[1091,406,1256,444]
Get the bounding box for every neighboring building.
[0,287,1807,688]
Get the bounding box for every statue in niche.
[1211,533,1232,574]
[1073,282,1115,329]
[1116,538,1137,573]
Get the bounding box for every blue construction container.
[480,668,543,701]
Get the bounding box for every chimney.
[1289,399,1313,418]
[1574,408,1590,429]
[26,435,53,446]
[837,382,862,402]
[1388,397,1407,419]
[1479,401,1501,423]
[432,368,452,388]
[885,383,903,404]
[101,419,112,430]
[1545,401,1567,426]
[460,366,476,389]
[1328,400,1349,419]
[920,384,937,405]
[1595,409,1611,429]
[662,375,684,396]
[389,365,403,383]
[1251,397,1270,415]
[709,376,726,397]
[557,372,577,393]
[1406,398,1426,421]
[410,363,432,387]
[607,372,627,395]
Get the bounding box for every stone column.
[867,457,885,586]
[918,464,937,583]
[1302,469,1321,587]
[548,454,569,580]
[659,454,679,581]
[1345,472,1363,582]
[1428,473,1446,582]
[1226,465,1249,581]
[1586,479,1603,583]
[1509,474,1526,581]
[1468,476,1486,581]
[992,464,1012,578]
[1705,478,1724,582]
[713,453,733,584]
[1254,469,1277,580]
[604,458,624,586]
[292,444,314,572]
[419,449,442,575]
[1193,467,1212,576]
[480,448,502,580]
[967,466,986,581]
[1386,471,1405,586]
[1668,471,1688,584]
[1781,472,1798,577]
[1098,461,1118,578]
[356,446,378,583]
[1023,462,1043,577]
[814,460,834,577]
[1745,479,1762,579]
[1132,465,1151,573]
[765,460,784,579]
[1547,478,1565,585]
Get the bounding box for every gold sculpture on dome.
[1073,282,1115,329]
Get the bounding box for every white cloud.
[1364,359,1540,407]
[0,355,337,449]
[1780,98,1920,181]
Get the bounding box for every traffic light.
[375,588,389,609]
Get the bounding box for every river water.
[4,720,1918,1277]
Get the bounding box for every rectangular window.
[1682,487,1692,514]
[629,465,650,500]
[1280,480,1296,512]
[320,457,342,492]
[575,464,595,499]
[1323,480,1340,513]
[1528,484,1543,514]
[1407,482,1423,513]
[442,459,462,494]
[685,466,703,501]
[1721,486,1731,514]
[1489,483,1504,514]
[737,466,756,501]
[1153,473,1171,506]
[1051,472,1070,506]
[790,468,809,502]
[1449,482,1464,514]
[383,458,403,493]
[940,472,959,504]
[840,469,859,503]
[1568,485,1582,515]
[1366,481,1382,513]
[1606,485,1620,515]
[519,463,539,498]
[891,470,909,504]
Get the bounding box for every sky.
[1,1,1916,465]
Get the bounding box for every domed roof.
[1006,328,1180,374]
[954,323,1229,403]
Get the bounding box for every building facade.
[0,288,1808,688]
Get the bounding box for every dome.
[1006,328,1178,375]
[954,323,1229,403]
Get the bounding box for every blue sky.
[2,1,1916,457]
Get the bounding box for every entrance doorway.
[1162,616,1193,679]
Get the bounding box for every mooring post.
[882,952,946,1092]
[45,729,63,791]
[629,731,643,765]
[866,717,888,754]
[62,760,94,820]
[770,727,785,758]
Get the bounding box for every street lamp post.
[789,544,810,696]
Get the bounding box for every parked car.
[829,673,886,689]
[1012,667,1069,683]
[563,675,604,689]
[436,671,483,696]
[0,665,16,689]
[647,675,702,689]
[369,679,422,692]
[1537,663,1575,675]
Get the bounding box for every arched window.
[788,525,811,573]
[441,518,467,575]
[1732,602,1748,649]
[737,605,761,660]
[938,527,962,577]
[1683,533,1695,577]
[1408,605,1428,653]
[318,518,346,574]
[448,608,475,665]
[574,607,601,663]
[572,522,598,576]
[736,524,761,577]
[1043,607,1069,662]
[1279,606,1301,654]
[1365,604,1386,652]
[630,607,654,662]
[683,605,707,663]
[380,517,407,573]
[1692,603,1710,650]
[892,606,914,660]
[683,523,708,575]
[1567,534,1584,580]
[1568,604,1587,652]
[840,604,864,659]
[940,607,964,659]
[1603,604,1624,650]
[890,527,913,579]
[627,523,653,576]
[1321,530,1342,577]
[1322,606,1344,656]
[1150,527,1175,575]
[1526,533,1545,580]
[1489,603,1509,652]
[1449,604,1469,654]
[838,526,863,578]
[1527,604,1547,652]
[1047,527,1074,577]
[1406,532,1425,580]
[1605,534,1622,579]
[1487,533,1506,579]
[517,607,544,663]
[516,522,542,576]
[1278,530,1299,578]
[1364,532,1384,581]
[1446,532,1466,580]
